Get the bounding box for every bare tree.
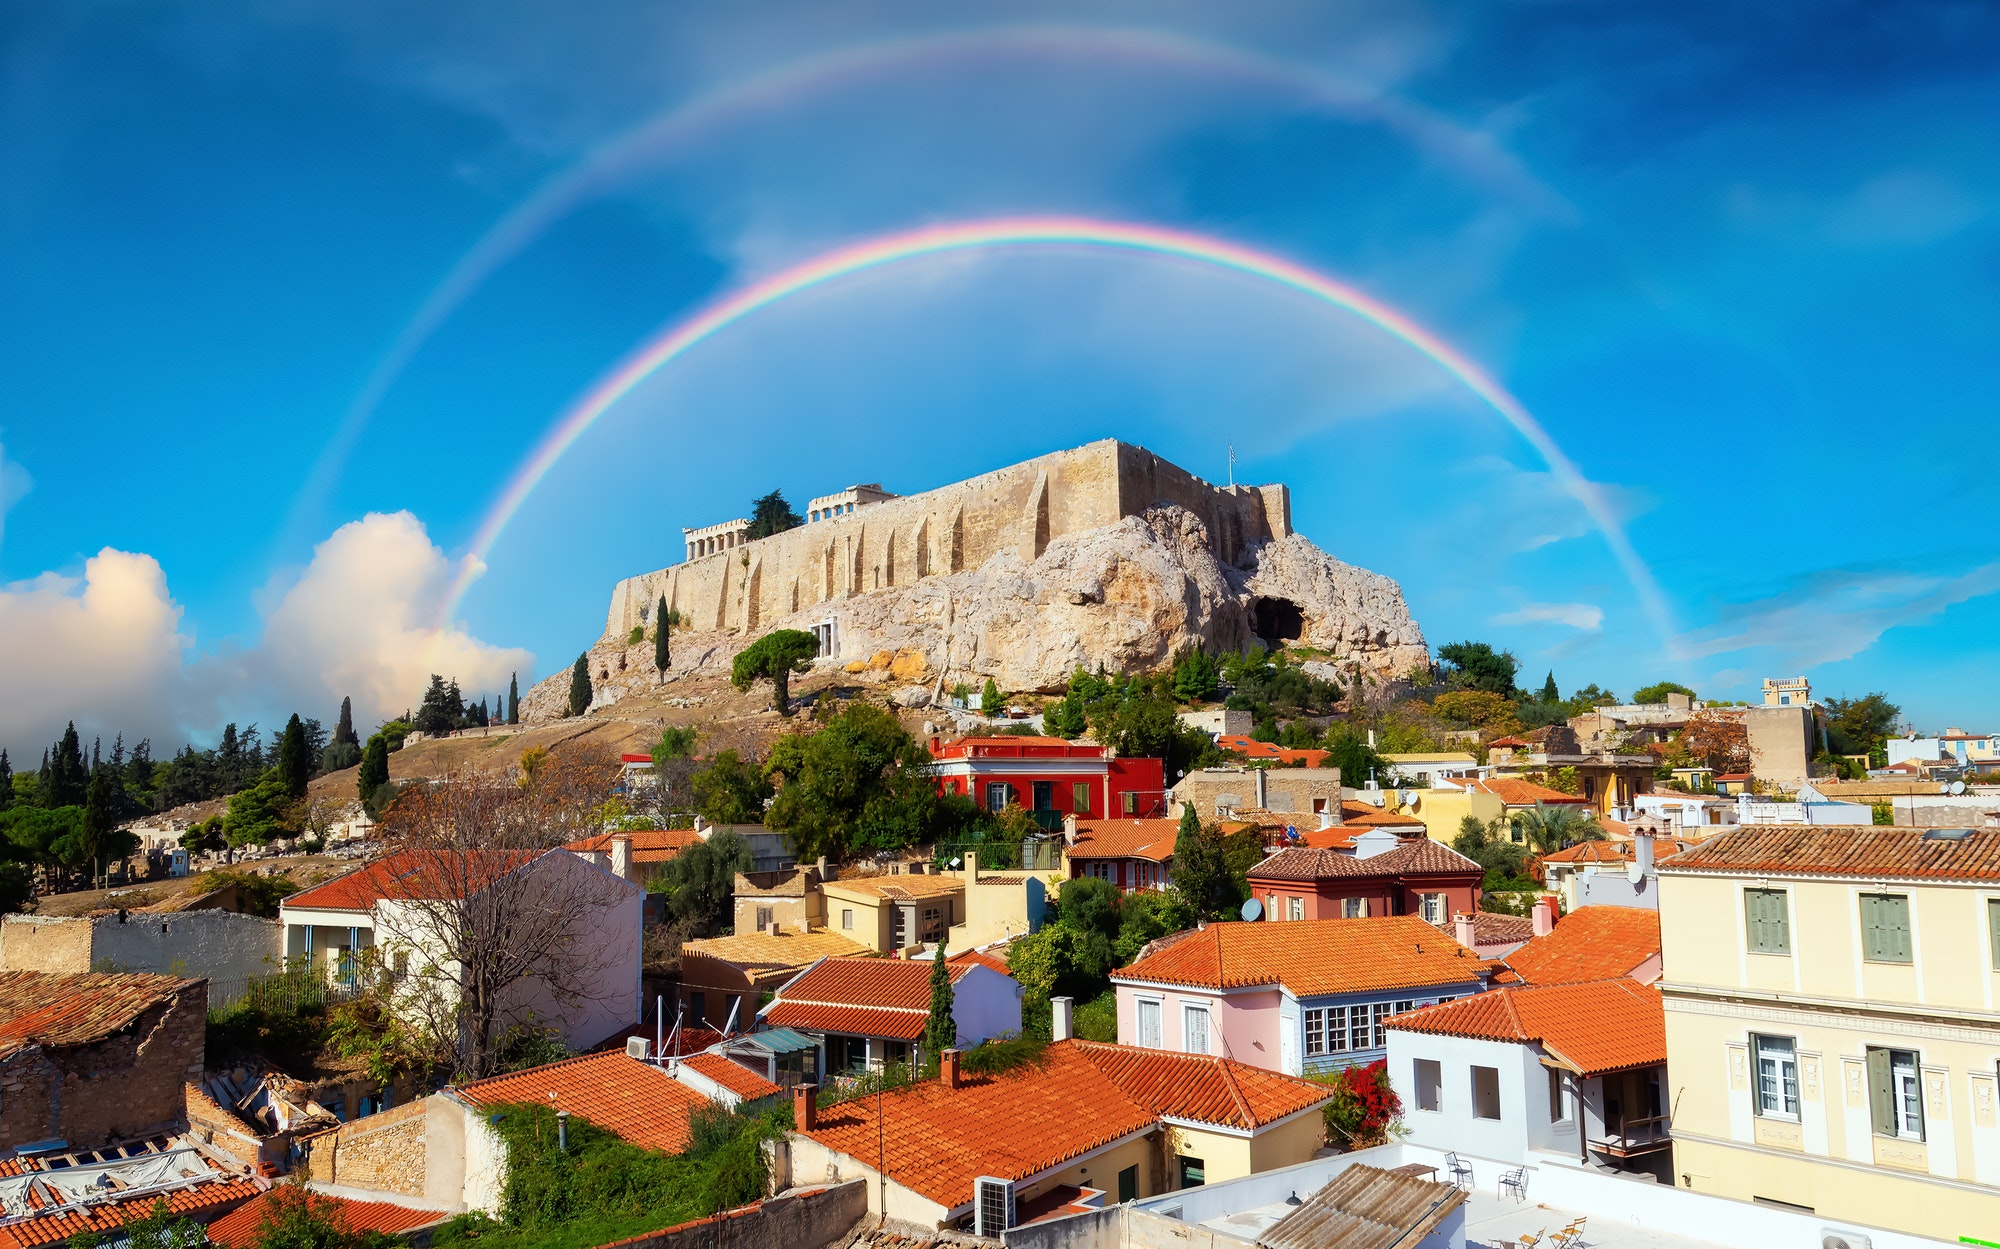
[376,744,636,1078]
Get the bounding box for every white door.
[1280,1015,1298,1074]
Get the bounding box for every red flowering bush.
[1318,1059,1403,1149]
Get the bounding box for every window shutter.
[1887,895,1911,962]
[1989,899,2000,969]
[1861,895,1884,961]
[1866,1048,1894,1136]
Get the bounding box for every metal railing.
[1591,1113,1671,1155]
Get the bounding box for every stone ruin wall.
[600,440,1289,643]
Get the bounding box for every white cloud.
[1492,601,1604,632]
[1672,562,2000,669]
[0,442,31,549]
[1727,169,1985,249]
[0,512,531,756]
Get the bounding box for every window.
[1754,1035,1799,1119]
[1867,1048,1924,1140]
[1744,888,1790,955]
[1320,1006,1349,1052]
[1371,1002,1392,1048]
[1265,893,1279,921]
[1419,892,1446,925]
[1549,1068,1569,1123]
[841,908,854,930]
[1117,1165,1138,1204]
[1073,783,1092,815]
[1032,781,1055,811]
[1304,1009,1327,1056]
[985,783,1010,813]
[1471,1066,1502,1120]
[1343,897,1366,919]
[1415,1059,1442,1111]
[1349,1007,1372,1052]
[1393,1000,1415,1015]
[1122,791,1139,815]
[1860,893,1913,964]
[1137,999,1162,1048]
[1177,1155,1205,1188]
[755,906,773,931]
[1184,1005,1212,1055]
[1288,896,1304,922]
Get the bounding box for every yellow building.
[821,872,964,953]
[1396,776,1592,845]
[1656,825,2000,1242]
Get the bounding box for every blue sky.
[3,2,1998,756]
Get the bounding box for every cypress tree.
[91,736,101,774]
[83,768,116,872]
[358,736,389,803]
[0,749,11,812]
[922,934,957,1066]
[278,713,311,799]
[333,696,358,748]
[50,724,86,807]
[1540,671,1559,704]
[654,594,671,673]
[507,673,520,725]
[568,654,593,717]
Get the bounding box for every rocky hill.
[524,505,1425,723]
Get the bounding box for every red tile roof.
[1246,841,1482,883]
[799,1040,1329,1210]
[205,1189,447,1249]
[1070,819,1181,862]
[763,957,974,1042]
[282,848,542,912]
[452,1050,714,1154]
[1539,838,1699,865]
[1387,979,1664,1077]
[1116,917,1489,998]
[565,827,704,863]
[1216,738,1331,767]
[679,1052,781,1101]
[947,948,1015,977]
[0,1175,264,1249]
[1470,913,1535,947]
[1657,824,2000,882]
[0,972,194,1059]
[1505,907,1661,986]
[1340,803,1430,829]
[1452,778,1591,806]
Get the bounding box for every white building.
[1386,978,1670,1181]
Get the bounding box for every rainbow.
[286,24,1566,549]
[443,217,1671,642]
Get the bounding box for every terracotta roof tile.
[1216,738,1331,767]
[0,972,194,1060]
[947,949,1015,977]
[679,930,875,978]
[1451,778,1591,806]
[762,957,973,1042]
[565,828,704,863]
[1504,907,1660,985]
[454,1050,714,1155]
[799,1040,1329,1210]
[282,848,541,912]
[1469,913,1534,946]
[1246,841,1482,883]
[1070,819,1180,862]
[205,1190,447,1249]
[1115,917,1488,998]
[823,875,964,901]
[1540,837,1700,865]
[0,1175,264,1249]
[1386,979,1664,1077]
[1657,824,2000,882]
[679,1052,781,1101]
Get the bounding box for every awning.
[735,1026,817,1054]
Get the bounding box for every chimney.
[964,849,980,881]
[693,814,710,838]
[610,835,633,881]
[815,855,828,884]
[1062,812,1077,844]
[1532,895,1557,937]
[1052,995,1074,1042]
[1254,767,1268,811]
[794,1083,818,1132]
[1454,913,1477,950]
[1635,830,1657,876]
[941,1048,963,1089]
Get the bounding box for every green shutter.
[1866,1048,1894,1136]
[1745,889,1790,954]
[1990,899,2000,969]
[1862,894,1913,964]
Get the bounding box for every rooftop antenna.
[1227,444,1236,488]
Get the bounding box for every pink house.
[1111,916,1497,1077]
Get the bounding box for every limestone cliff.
[523,506,1425,722]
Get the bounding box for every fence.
[207,962,365,1016]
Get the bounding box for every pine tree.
[1170,802,1234,921]
[415,675,456,735]
[333,696,358,748]
[278,714,311,799]
[507,673,520,725]
[568,654,593,717]
[110,734,125,769]
[654,594,671,674]
[980,678,1003,717]
[47,724,86,808]
[1540,671,1559,704]
[923,934,957,1065]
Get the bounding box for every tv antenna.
[1227,444,1235,487]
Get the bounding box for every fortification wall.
[600,441,1284,641]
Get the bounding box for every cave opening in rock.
[1252,596,1306,644]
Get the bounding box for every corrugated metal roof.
[1259,1164,1466,1249]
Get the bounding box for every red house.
[1246,830,1484,927]
[930,736,1165,825]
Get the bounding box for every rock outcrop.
[523,506,1425,723]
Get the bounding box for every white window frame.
[1183,1004,1212,1055]
[1304,1008,1326,1057]
[1753,1034,1800,1120]
[1343,897,1366,919]
[1288,896,1305,922]
[1414,1058,1442,1112]
[1419,892,1446,925]
[1136,997,1163,1049]
[1891,1050,1924,1141]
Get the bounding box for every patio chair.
[1550,1216,1588,1248]
[1511,1230,1546,1249]
[1443,1151,1473,1188]
[1498,1167,1528,1200]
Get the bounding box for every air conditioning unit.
[973,1176,1014,1237]
[625,1036,650,1061]
[1822,1230,1872,1249]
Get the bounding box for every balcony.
[1591,1113,1671,1157]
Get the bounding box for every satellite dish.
[1240,898,1264,922]
[1627,861,1646,884]
[1952,780,1968,795]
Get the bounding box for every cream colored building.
[821,871,965,953]
[1656,824,2000,1243]
[946,849,1062,951]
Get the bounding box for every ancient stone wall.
[0,916,93,974]
[600,441,1284,642]
[0,980,206,1152]
[301,1098,428,1196]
